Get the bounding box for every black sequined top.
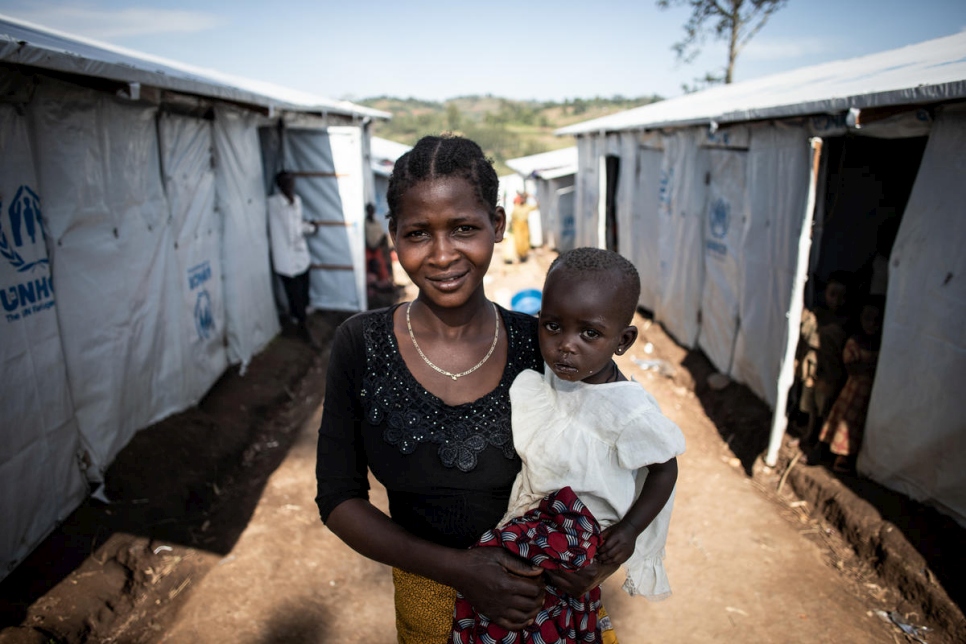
[315,303,541,549]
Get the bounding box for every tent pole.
[765,137,824,468]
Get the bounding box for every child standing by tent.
[450,247,686,644]
[816,295,884,474]
[797,272,850,452]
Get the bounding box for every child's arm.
[597,457,678,566]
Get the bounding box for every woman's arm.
[326,498,545,629]
[597,457,678,566]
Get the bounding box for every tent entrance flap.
[810,135,927,305]
[603,155,620,253]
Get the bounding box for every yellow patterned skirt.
[391,568,619,644]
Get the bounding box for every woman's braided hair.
[386,134,499,230]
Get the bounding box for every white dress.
[503,367,686,600]
[266,193,313,277]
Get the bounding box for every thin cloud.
[742,37,829,61]
[12,4,223,39]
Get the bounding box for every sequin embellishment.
[360,305,538,472]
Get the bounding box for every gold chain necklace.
[406,301,500,381]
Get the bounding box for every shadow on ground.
[675,341,965,620]
[0,310,352,640]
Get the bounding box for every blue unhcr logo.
[659,169,674,216]
[0,185,48,273]
[1,185,56,323]
[194,289,214,340]
[707,198,730,256]
[188,260,215,340]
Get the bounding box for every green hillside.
[360,94,662,175]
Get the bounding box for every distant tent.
[506,147,578,251]
[558,32,966,527]
[370,136,412,222]
[0,14,389,580]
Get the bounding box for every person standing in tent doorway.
[364,201,395,307]
[815,295,884,474]
[511,192,535,262]
[267,171,319,348]
[797,271,850,456]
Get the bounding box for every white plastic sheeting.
[656,129,708,347]
[627,143,664,312]
[574,136,600,250]
[159,112,229,405]
[732,124,812,407]
[559,32,966,136]
[0,15,388,121]
[698,149,748,374]
[0,104,87,577]
[573,123,812,406]
[34,81,185,477]
[213,105,279,366]
[860,105,966,527]
[284,126,367,312]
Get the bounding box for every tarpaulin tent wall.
[859,103,966,525]
[371,136,412,223]
[0,14,388,580]
[556,32,966,527]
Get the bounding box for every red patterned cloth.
[449,486,603,644]
[819,337,879,456]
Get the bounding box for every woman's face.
[391,177,504,310]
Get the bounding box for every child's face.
[824,281,847,313]
[390,177,504,310]
[538,268,638,384]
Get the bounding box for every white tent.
[506,147,578,251]
[557,32,966,527]
[370,136,412,220]
[0,14,388,580]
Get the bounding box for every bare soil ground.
[1,247,962,643]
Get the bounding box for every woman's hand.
[542,559,619,598]
[597,523,637,566]
[453,548,546,630]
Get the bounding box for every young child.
[450,247,686,644]
[797,272,850,450]
[816,295,884,474]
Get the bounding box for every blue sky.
[1,1,965,102]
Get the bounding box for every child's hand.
[597,523,637,566]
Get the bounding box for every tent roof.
[558,32,966,136]
[370,136,411,177]
[506,146,577,179]
[0,14,390,120]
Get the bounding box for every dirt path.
[0,247,946,643]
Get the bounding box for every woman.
[315,135,617,642]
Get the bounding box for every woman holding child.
[316,135,675,643]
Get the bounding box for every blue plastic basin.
[510,288,542,316]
